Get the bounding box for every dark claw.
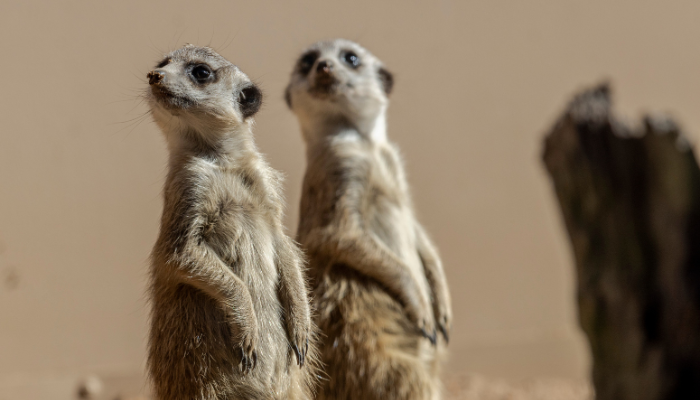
[420,327,429,339]
[439,325,449,343]
[293,344,302,366]
[303,339,309,368]
[239,348,247,374]
[239,347,256,375]
[293,338,309,368]
[420,327,437,345]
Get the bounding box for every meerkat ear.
[238,85,263,119]
[378,67,394,96]
[284,85,292,109]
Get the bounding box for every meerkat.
[285,39,452,400]
[146,44,317,400]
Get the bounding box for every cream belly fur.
[332,134,431,304]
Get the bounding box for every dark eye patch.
[156,58,170,68]
[378,67,394,95]
[342,51,361,68]
[298,51,320,75]
[189,64,214,84]
[238,85,262,119]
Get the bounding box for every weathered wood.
[542,84,700,400]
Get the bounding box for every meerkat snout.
[147,70,164,85]
[314,60,335,87]
[316,60,334,74]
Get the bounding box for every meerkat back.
[145,45,317,400]
[285,39,452,400]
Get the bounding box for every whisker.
[207,28,215,48]
[109,109,152,140]
[107,97,143,105]
[111,110,151,126]
[219,31,237,53]
[174,27,186,50]
[149,37,166,59]
[125,114,151,137]
[132,71,148,82]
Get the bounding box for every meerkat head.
[285,39,393,142]
[147,44,262,147]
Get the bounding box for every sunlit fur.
[147,45,318,400]
[286,39,452,400]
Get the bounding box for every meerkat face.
[285,39,393,128]
[147,45,262,140]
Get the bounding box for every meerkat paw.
[406,297,437,345]
[291,329,309,368]
[237,326,259,375]
[402,286,438,345]
[436,310,451,344]
[283,291,312,367]
[418,317,438,345]
[287,313,310,367]
[433,293,452,343]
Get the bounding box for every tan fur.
[285,39,452,400]
[146,45,318,400]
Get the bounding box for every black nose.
[316,60,333,75]
[147,70,165,85]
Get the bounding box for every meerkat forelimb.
[146,44,317,400]
[415,224,452,343]
[302,216,436,339]
[285,39,452,400]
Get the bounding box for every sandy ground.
[108,373,595,400]
[120,373,594,400]
[112,376,593,400]
[0,372,593,400]
[443,373,593,400]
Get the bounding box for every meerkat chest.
[365,147,423,272]
[193,166,280,283]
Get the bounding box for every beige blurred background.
[1,0,700,398]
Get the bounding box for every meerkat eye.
[298,51,320,75]
[190,64,214,84]
[342,51,361,68]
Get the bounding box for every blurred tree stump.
[542,84,700,400]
